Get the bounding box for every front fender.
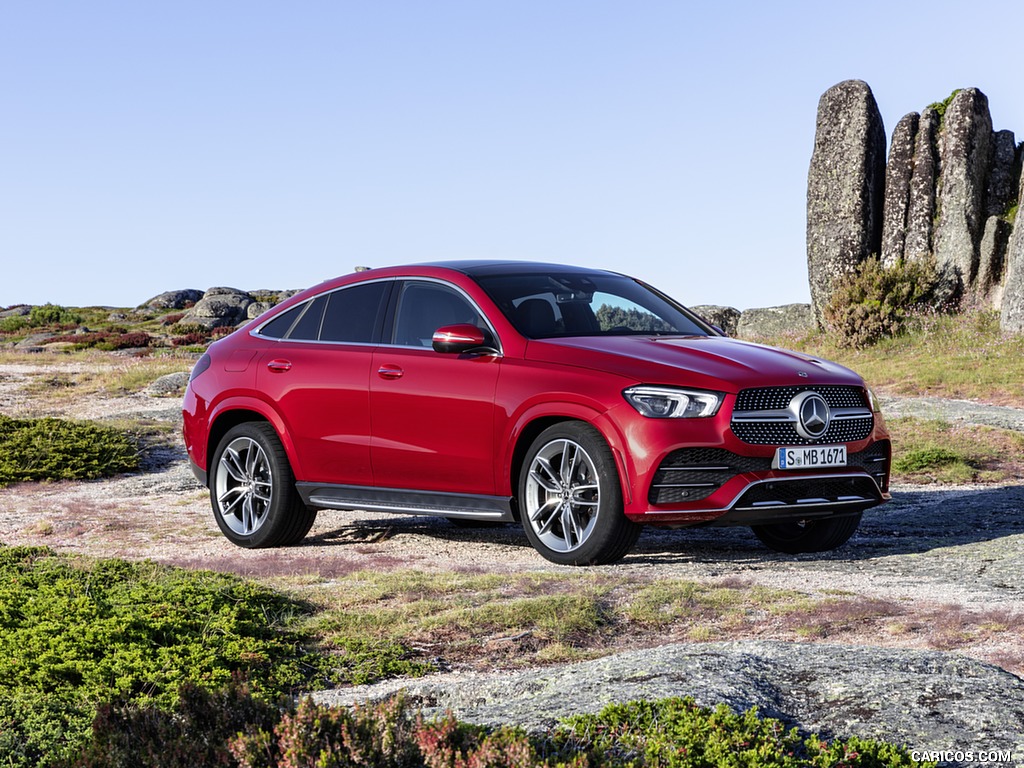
[500,400,634,507]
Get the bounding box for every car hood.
[525,335,866,392]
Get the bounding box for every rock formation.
[810,82,1024,330]
[904,108,939,263]
[1001,170,1024,331]
[141,289,204,310]
[806,80,887,326]
[880,112,918,268]
[689,305,741,336]
[933,89,993,295]
[181,287,255,329]
[736,304,814,340]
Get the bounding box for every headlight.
[623,386,723,418]
[867,386,883,413]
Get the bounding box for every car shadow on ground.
[628,483,1024,564]
[300,484,1024,568]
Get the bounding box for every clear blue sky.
[3,2,1021,311]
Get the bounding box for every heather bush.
[160,312,186,326]
[822,257,942,348]
[43,331,152,351]
[68,678,282,768]
[231,696,423,768]
[177,694,929,768]
[0,415,138,485]
[171,331,210,347]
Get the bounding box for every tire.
[518,422,641,565]
[751,512,862,554]
[209,422,317,548]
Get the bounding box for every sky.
[2,2,1022,311]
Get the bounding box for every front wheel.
[209,422,317,548]
[518,422,641,565]
[751,513,862,554]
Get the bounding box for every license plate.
[773,445,847,470]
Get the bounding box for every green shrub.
[28,303,82,327]
[0,415,139,485]
[0,315,30,333]
[557,698,929,767]
[822,257,942,348]
[168,322,209,336]
[893,446,969,474]
[926,89,961,123]
[0,548,335,767]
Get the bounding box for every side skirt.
[295,482,515,522]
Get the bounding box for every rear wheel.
[519,422,641,565]
[751,513,862,554]
[210,422,316,548]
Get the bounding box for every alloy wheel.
[214,436,274,536]
[523,438,600,553]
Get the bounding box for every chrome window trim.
[249,277,396,345]
[384,276,503,354]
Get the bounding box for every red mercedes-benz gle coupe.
[183,261,890,565]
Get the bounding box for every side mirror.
[432,324,492,354]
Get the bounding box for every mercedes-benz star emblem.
[790,391,831,440]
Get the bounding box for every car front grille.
[648,441,890,506]
[734,385,867,411]
[731,385,874,446]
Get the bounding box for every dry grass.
[259,570,1024,676]
[765,310,1024,406]
[887,418,1024,484]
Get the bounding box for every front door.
[369,280,501,495]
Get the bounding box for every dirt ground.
[1,360,1023,675]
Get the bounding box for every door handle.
[266,359,292,373]
[377,364,404,380]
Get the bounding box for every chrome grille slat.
[731,385,873,446]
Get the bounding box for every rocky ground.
[1,361,1022,764]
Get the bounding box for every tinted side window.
[321,282,388,343]
[286,295,328,340]
[258,302,306,339]
[392,282,482,347]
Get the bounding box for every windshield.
[474,272,714,339]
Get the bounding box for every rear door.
[255,280,390,485]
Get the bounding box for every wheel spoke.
[532,498,561,534]
[221,447,247,482]
[560,441,577,486]
[531,457,562,492]
[561,505,582,548]
[218,487,245,516]
[241,494,256,534]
